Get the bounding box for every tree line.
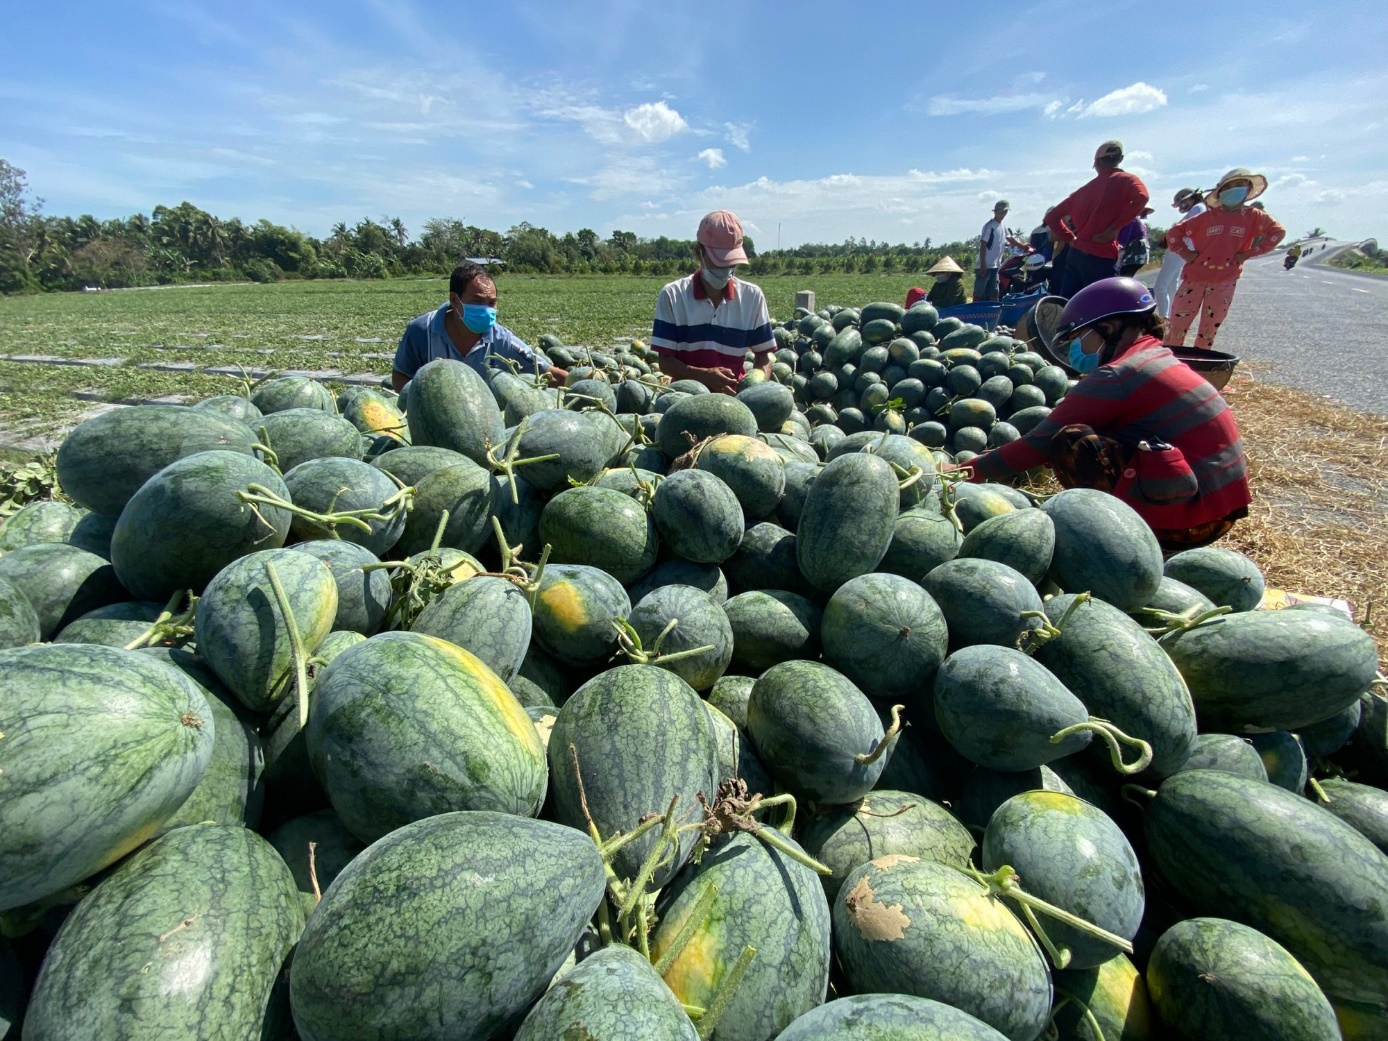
[0,158,988,293]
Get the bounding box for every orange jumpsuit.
[1165,205,1285,348]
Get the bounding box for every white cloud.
[1291,155,1309,162]
[725,121,752,152]
[929,92,1055,116]
[1079,82,1168,118]
[623,101,687,143]
[1127,150,1154,161]
[1043,100,1063,119]
[516,179,534,189]
[697,148,726,169]
[1190,83,1210,93]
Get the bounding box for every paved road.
[1188,241,1388,414]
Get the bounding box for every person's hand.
[698,366,741,395]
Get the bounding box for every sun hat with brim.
[1054,277,1156,341]
[1206,168,1268,207]
[697,210,749,267]
[926,256,964,276]
[1023,254,1047,270]
[1172,187,1202,207]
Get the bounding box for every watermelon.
[1131,575,1216,623]
[653,831,831,1041]
[822,327,863,368]
[705,701,774,797]
[194,548,338,713]
[307,632,547,842]
[1175,733,1267,781]
[1250,731,1308,792]
[933,645,1096,771]
[921,557,1046,650]
[738,381,796,433]
[1337,691,1388,787]
[22,825,303,1041]
[779,994,1008,1040]
[878,509,961,581]
[1036,593,1198,778]
[266,810,367,912]
[959,764,1075,834]
[651,468,744,563]
[724,521,808,596]
[657,394,758,459]
[368,444,471,487]
[252,374,336,414]
[255,408,362,472]
[798,790,974,902]
[1159,609,1378,732]
[957,508,1055,587]
[747,660,894,804]
[1052,953,1153,1041]
[797,453,898,592]
[404,359,506,466]
[0,542,125,640]
[514,944,697,1041]
[393,459,494,557]
[111,450,292,601]
[548,664,717,886]
[723,589,822,672]
[628,558,728,604]
[0,574,40,649]
[627,584,733,691]
[504,410,609,493]
[708,674,755,729]
[281,457,407,556]
[775,460,820,529]
[833,857,1052,1041]
[1147,917,1340,1041]
[412,575,531,682]
[0,500,83,552]
[55,404,258,516]
[532,563,631,666]
[290,812,606,1041]
[1145,769,1388,1018]
[54,600,166,647]
[1299,697,1362,758]
[0,644,214,911]
[290,539,394,636]
[1317,778,1388,855]
[194,393,263,425]
[1164,545,1266,613]
[67,509,117,559]
[339,387,406,440]
[983,790,1145,968]
[695,434,787,520]
[540,485,658,583]
[820,572,948,699]
[1043,488,1162,610]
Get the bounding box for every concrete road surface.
[1180,242,1388,414]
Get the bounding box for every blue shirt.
[392,303,549,380]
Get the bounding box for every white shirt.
[650,274,776,369]
[981,219,1006,268]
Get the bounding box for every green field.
[0,274,937,434]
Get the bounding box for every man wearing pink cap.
[650,210,776,394]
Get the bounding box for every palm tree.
[387,217,408,248]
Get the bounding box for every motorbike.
[1284,252,1299,270]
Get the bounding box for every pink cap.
[697,210,749,267]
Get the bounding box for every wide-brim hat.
[1206,168,1269,207]
[1172,187,1201,207]
[697,210,750,266]
[926,256,964,276]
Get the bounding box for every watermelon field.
[2,283,1387,1040]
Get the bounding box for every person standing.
[1046,141,1151,298]
[1165,168,1286,350]
[974,200,1010,302]
[1117,207,1154,278]
[1152,187,1206,318]
[650,210,776,395]
[391,263,565,392]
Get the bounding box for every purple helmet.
[1055,277,1156,340]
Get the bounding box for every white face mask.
[702,264,733,288]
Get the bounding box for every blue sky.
[2,0,1385,248]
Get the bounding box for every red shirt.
[1168,205,1287,285]
[969,336,1251,529]
[1046,168,1151,260]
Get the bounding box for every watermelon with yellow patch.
[306,631,546,843]
[1053,953,1153,1041]
[651,831,831,1041]
[531,564,631,667]
[833,856,1052,1041]
[694,434,787,521]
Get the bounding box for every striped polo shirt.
[651,273,776,370]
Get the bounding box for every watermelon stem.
[1016,611,1064,654]
[616,796,682,923]
[487,416,562,505]
[752,792,798,833]
[1120,783,1157,808]
[1308,776,1331,803]
[122,589,198,650]
[694,944,757,1040]
[651,882,719,977]
[970,864,1135,959]
[431,510,450,554]
[1138,603,1233,635]
[236,482,414,537]
[611,618,717,668]
[855,704,905,766]
[251,441,281,473]
[264,561,311,731]
[1051,719,1154,775]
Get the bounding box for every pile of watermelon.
[0,296,1385,1041]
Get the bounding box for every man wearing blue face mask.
[391,262,565,392]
